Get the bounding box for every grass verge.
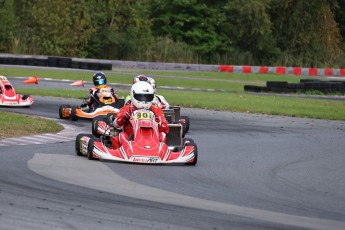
[0,110,63,139]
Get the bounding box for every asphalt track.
[0,80,345,230]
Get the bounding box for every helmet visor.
[139,75,148,81]
[134,93,154,102]
[95,79,106,86]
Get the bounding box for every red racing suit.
[110,103,169,149]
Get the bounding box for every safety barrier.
[220,65,345,77]
[0,55,112,71]
[244,79,345,94]
[1,53,345,76]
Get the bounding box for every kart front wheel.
[183,138,194,145]
[75,133,93,156]
[185,142,198,166]
[59,104,71,119]
[87,137,100,160]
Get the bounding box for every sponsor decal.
[132,157,159,163]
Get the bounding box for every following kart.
[59,87,124,121]
[0,76,33,107]
[75,109,198,165]
[163,106,190,135]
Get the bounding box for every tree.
[86,0,153,60]
[221,0,279,65]
[334,0,345,65]
[150,0,229,63]
[0,0,17,52]
[270,0,343,67]
[14,0,94,56]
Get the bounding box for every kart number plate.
[134,111,152,120]
[103,98,112,104]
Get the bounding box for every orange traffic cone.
[23,75,39,84]
[70,80,84,87]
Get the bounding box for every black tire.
[92,115,107,137]
[266,81,288,88]
[244,85,261,92]
[70,106,79,121]
[75,133,93,156]
[70,61,80,69]
[80,62,89,69]
[21,94,30,100]
[180,122,186,138]
[183,138,194,144]
[47,57,59,67]
[185,142,198,166]
[59,104,71,119]
[87,137,100,160]
[181,116,190,133]
[106,113,117,125]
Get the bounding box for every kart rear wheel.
[87,137,100,160]
[181,116,190,133]
[70,106,78,121]
[59,104,71,119]
[180,122,186,138]
[185,142,198,166]
[75,133,93,156]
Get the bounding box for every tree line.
[1,0,344,67]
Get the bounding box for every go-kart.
[0,76,33,107]
[59,87,124,121]
[163,106,190,135]
[75,109,198,165]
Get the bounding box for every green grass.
[15,87,345,121]
[0,110,63,138]
[0,66,314,91]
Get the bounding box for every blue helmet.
[93,72,107,88]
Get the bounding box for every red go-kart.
[75,109,198,165]
[0,76,33,107]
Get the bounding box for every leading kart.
[59,87,125,121]
[0,76,33,107]
[76,109,198,165]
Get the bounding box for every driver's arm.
[151,105,169,134]
[113,105,131,128]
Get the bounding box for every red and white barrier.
[219,65,345,77]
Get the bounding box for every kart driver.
[84,72,119,111]
[125,75,170,109]
[110,81,169,149]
